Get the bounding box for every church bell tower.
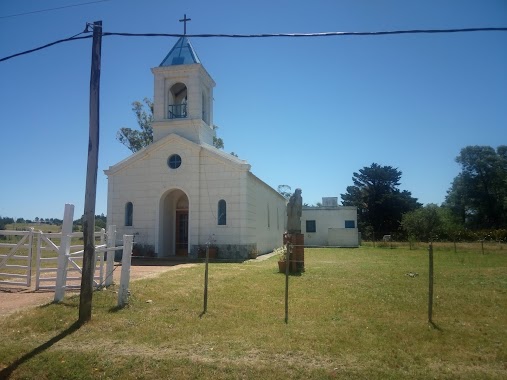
[151,36,216,145]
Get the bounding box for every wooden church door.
[175,210,189,256]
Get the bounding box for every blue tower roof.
[159,36,201,67]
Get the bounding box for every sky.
[0,0,506,220]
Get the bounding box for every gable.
[105,134,250,177]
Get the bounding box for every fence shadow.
[0,320,82,379]
[428,321,443,332]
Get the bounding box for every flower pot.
[278,260,286,273]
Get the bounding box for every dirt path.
[0,262,196,317]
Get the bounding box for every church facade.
[105,37,287,259]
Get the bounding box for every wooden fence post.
[428,242,434,324]
[105,225,116,287]
[54,204,74,303]
[203,245,210,315]
[285,242,291,324]
[117,235,133,308]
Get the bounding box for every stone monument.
[284,188,304,273]
[286,188,302,233]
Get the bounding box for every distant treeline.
[0,214,107,231]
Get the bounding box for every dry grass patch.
[1,247,506,379]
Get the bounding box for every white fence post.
[26,228,34,287]
[54,204,74,303]
[105,225,116,287]
[117,234,133,308]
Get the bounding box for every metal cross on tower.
[179,14,191,35]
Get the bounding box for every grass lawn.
[0,247,506,379]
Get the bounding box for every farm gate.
[0,229,35,287]
[1,226,125,294]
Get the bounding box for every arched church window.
[125,202,133,226]
[218,200,226,225]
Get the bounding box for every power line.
[2,27,506,63]
[0,34,91,63]
[0,0,111,19]
[104,27,507,38]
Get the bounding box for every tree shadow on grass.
[0,320,83,379]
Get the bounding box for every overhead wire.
[103,27,507,38]
[1,27,506,63]
[0,34,91,63]
[0,0,112,19]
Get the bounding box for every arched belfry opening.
[160,189,189,256]
[168,82,188,119]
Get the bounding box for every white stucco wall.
[105,134,284,258]
[195,149,247,247]
[328,228,360,247]
[106,136,202,253]
[302,207,358,247]
[246,173,286,254]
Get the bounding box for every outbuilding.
[302,197,359,247]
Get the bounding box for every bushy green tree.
[117,99,225,153]
[445,145,507,229]
[116,98,154,153]
[341,163,420,239]
[401,204,444,242]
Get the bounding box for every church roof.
[159,36,201,66]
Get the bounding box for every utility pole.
[79,20,102,323]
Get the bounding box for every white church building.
[105,37,287,260]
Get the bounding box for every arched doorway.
[160,189,189,256]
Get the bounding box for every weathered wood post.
[117,235,133,308]
[284,242,291,324]
[428,242,434,324]
[79,20,102,323]
[54,204,75,303]
[105,225,116,287]
[203,245,210,315]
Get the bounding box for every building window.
[218,199,226,225]
[345,220,355,228]
[168,154,182,169]
[125,202,133,226]
[306,220,316,233]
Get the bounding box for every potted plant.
[249,248,259,260]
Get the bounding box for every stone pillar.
[284,233,304,273]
